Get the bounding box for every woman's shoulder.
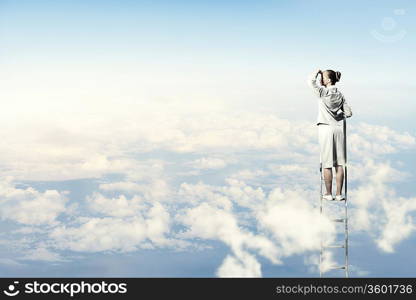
[329,86,344,97]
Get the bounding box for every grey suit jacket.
[308,73,352,126]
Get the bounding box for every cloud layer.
[0,106,415,277]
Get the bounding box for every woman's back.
[308,72,352,126]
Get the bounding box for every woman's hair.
[323,70,341,84]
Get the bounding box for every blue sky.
[0,0,415,277]
[2,0,414,129]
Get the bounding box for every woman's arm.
[336,97,353,118]
[342,98,353,117]
[307,70,324,98]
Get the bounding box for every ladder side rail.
[343,117,349,278]
[319,162,323,278]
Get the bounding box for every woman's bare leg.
[323,167,333,195]
[335,165,344,195]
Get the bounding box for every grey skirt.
[318,123,345,168]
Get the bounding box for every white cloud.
[50,216,148,252]
[0,176,69,225]
[176,201,281,277]
[20,247,66,262]
[49,202,179,253]
[377,196,416,253]
[99,181,144,193]
[256,187,336,257]
[178,181,233,209]
[98,178,173,204]
[349,158,416,252]
[216,253,262,277]
[86,192,145,217]
[349,122,416,157]
[228,169,268,181]
[189,157,228,169]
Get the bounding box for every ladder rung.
[323,244,345,248]
[321,265,346,273]
[320,196,347,202]
[328,265,346,270]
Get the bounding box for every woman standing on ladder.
[308,69,353,201]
